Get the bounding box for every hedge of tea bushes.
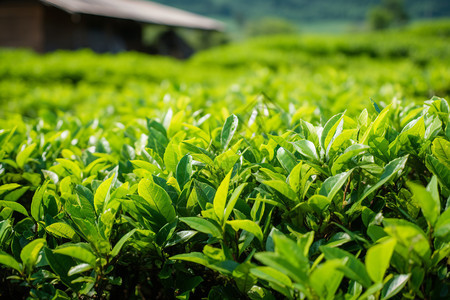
[0,96,449,299]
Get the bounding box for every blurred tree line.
[368,0,409,30]
[153,0,450,24]
[146,0,449,54]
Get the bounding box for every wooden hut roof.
[40,0,224,31]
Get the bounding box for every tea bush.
[0,95,449,299]
[0,21,449,299]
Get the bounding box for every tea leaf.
[54,243,97,266]
[224,183,247,221]
[31,181,49,221]
[179,217,222,238]
[319,170,352,202]
[0,183,21,194]
[227,219,263,242]
[0,200,29,216]
[426,155,450,190]
[221,114,239,150]
[365,238,396,283]
[20,238,46,275]
[264,180,297,202]
[94,175,115,214]
[16,143,36,168]
[213,169,232,222]
[277,147,297,174]
[176,154,193,188]
[357,155,408,204]
[407,182,440,227]
[250,266,292,288]
[138,178,176,223]
[0,251,22,272]
[381,274,411,299]
[431,137,450,167]
[310,258,345,300]
[320,246,372,288]
[46,222,77,239]
[111,229,137,258]
[67,263,93,276]
[292,140,319,162]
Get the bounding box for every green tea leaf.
[46,222,77,239]
[227,219,263,242]
[360,103,391,144]
[277,147,297,174]
[310,258,345,300]
[16,143,36,168]
[357,155,408,204]
[54,243,97,266]
[166,230,197,247]
[138,178,176,223]
[176,154,193,188]
[67,263,93,276]
[308,195,331,214]
[426,154,450,190]
[264,180,297,202]
[94,175,115,214]
[434,207,450,240]
[292,140,319,162]
[255,252,308,283]
[320,246,372,288]
[55,158,82,179]
[44,248,82,290]
[371,99,382,114]
[130,160,161,174]
[213,169,232,222]
[383,218,431,263]
[179,217,222,238]
[360,282,384,299]
[20,238,46,275]
[365,238,396,283]
[170,252,210,267]
[164,132,185,173]
[0,251,22,272]
[31,181,49,221]
[250,266,292,288]
[407,182,440,227]
[181,142,215,165]
[319,170,352,201]
[111,229,137,258]
[0,200,29,216]
[321,112,344,153]
[381,274,411,299]
[224,183,247,221]
[431,137,450,167]
[0,183,21,194]
[221,114,239,150]
[232,262,257,293]
[155,220,177,246]
[331,144,369,175]
[255,233,309,284]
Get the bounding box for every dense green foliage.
[0,22,449,299]
[1,21,450,119]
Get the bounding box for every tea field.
[0,21,449,299]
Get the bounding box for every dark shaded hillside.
[153,0,450,22]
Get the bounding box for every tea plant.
[0,95,448,299]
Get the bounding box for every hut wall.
[42,5,80,51]
[43,6,144,53]
[0,1,44,51]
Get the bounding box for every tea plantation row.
[0,21,449,299]
[1,96,449,299]
[1,21,449,121]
